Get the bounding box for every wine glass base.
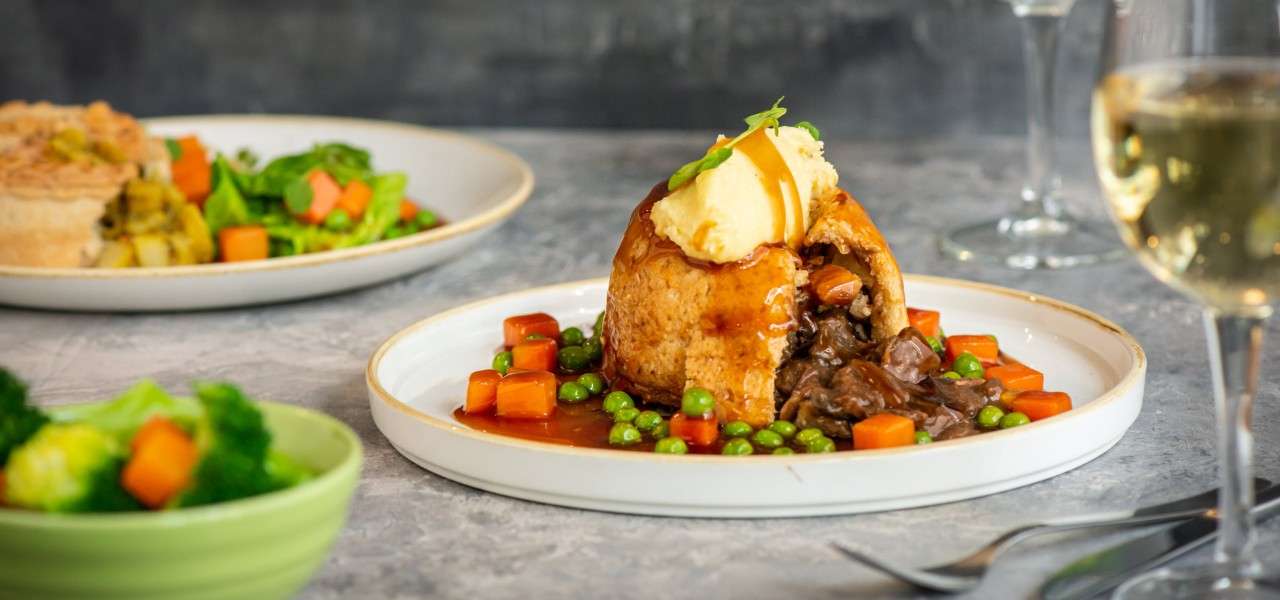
[1116,565,1280,599]
[939,214,1125,270]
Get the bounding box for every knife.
[1041,483,1280,600]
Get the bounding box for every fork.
[829,480,1270,594]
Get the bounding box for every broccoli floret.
[4,423,139,512]
[0,368,49,465]
[49,379,200,445]
[177,382,276,507]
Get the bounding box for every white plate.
[367,276,1145,518]
[0,115,533,312]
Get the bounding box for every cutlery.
[830,479,1271,594]
[1040,482,1280,600]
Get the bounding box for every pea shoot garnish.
[666,97,790,191]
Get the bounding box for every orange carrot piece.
[503,313,561,347]
[130,416,188,453]
[465,370,502,414]
[495,370,557,419]
[399,199,419,222]
[336,179,373,220]
[810,264,861,305]
[121,422,199,509]
[512,338,558,372]
[985,363,1044,393]
[945,335,1000,364]
[852,413,916,450]
[906,308,941,338]
[1009,391,1072,421]
[218,225,269,262]
[171,136,211,205]
[670,413,719,447]
[297,170,343,224]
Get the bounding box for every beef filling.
[776,250,999,440]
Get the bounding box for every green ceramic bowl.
[0,401,362,600]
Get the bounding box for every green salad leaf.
[203,155,252,237]
[249,143,374,197]
[283,177,313,214]
[48,380,201,445]
[343,172,408,245]
[164,138,183,160]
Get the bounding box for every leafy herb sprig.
[666,98,820,191]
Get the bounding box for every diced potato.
[95,240,136,268]
[124,211,167,235]
[163,182,186,211]
[177,204,213,263]
[131,234,171,267]
[169,233,196,265]
[125,179,165,215]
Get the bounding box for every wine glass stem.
[1204,310,1265,579]
[1017,12,1064,220]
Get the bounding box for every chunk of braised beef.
[936,420,979,440]
[830,360,910,410]
[775,358,832,397]
[880,327,942,384]
[809,311,867,367]
[930,376,1003,418]
[795,402,852,439]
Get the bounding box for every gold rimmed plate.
[0,115,533,311]
[367,275,1146,518]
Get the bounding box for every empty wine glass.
[940,0,1125,269]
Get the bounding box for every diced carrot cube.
[907,308,941,338]
[336,179,373,220]
[399,199,419,221]
[670,413,718,447]
[296,170,343,224]
[810,264,861,305]
[852,413,916,450]
[945,335,1000,365]
[218,225,269,262]
[465,369,502,414]
[171,136,211,205]
[1009,391,1072,421]
[495,370,557,419]
[130,416,188,453]
[121,423,199,509]
[503,313,561,348]
[512,338,558,371]
[984,363,1044,393]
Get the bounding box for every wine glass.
[1093,0,1280,597]
[940,0,1124,269]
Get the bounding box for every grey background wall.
[0,0,1106,138]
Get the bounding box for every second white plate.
[367,276,1145,518]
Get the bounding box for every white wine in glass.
[1093,0,1280,596]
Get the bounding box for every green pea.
[926,336,944,354]
[581,338,603,362]
[654,437,687,454]
[953,352,985,379]
[651,421,670,440]
[722,438,754,455]
[525,333,546,340]
[561,326,585,347]
[614,406,641,424]
[767,420,797,439]
[795,427,825,445]
[681,387,715,417]
[752,429,785,449]
[594,311,605,338]
[634,410,662,432]
[723,420,753,438]
[602,391,634,414]
[999,412,1031,429]
[915,431,934,445]
[772,447,796,456]
[558,381,589,403]
[942,371,962,380]
[977,405,1005,429]
[492,351,513,375]
[323,207,352,231]
[608,423,642,446]
[401,220,422,235]
[806,437,837,454]
[383,226,406,240]
[577,373,604,395]
[414,209,439,230]
[558,346,591,372]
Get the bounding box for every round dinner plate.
[0,115,533,312]
[367,276,1146,518]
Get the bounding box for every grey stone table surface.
[2,130,1279,600]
